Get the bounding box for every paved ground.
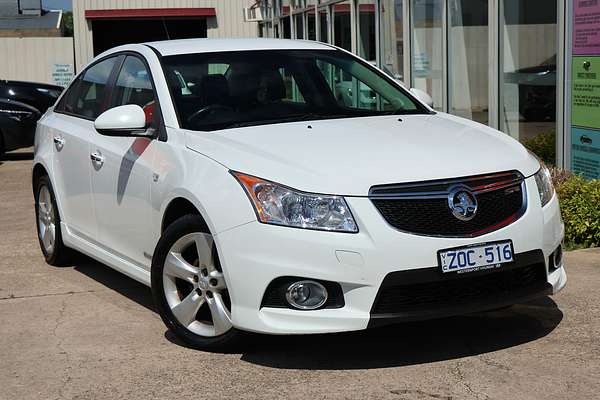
[1,150,599,400]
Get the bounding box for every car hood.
[184,113,540,196]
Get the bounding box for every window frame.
[54,50,167,141]
[54,54,124,121]
[109,54,161,129]
[158,48,432,132]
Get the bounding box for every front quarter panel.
[151,127,256,243]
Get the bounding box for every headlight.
[232,172,358,233]
[534,164,554,207]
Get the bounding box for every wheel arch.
[161,196,210,234]
[32,162,49,192]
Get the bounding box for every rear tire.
[34,175,73,266]
[151,214,244,352]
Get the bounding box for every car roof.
[143,38,336,57]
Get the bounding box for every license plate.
[438,241,514,274]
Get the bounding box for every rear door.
[90,55,158,268]
[50,56,121,241]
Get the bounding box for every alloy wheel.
[37,185,56,255]
[162,232,232,337]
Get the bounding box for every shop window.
[449,0,489,125]
[318,8,329,42]
[295,14,304,39]
[411,0,444,110]
[333,1,352,51]
[500,0,557,165]
[358,0,377,62]
[380,0,405,83]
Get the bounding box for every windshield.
[162,49,429,131]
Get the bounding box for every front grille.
[370,171,526,237]
[372,262,547,315]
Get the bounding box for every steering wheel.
[187,104,234,124]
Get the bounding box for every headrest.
[198,74,230,105]
[257,69,286,102]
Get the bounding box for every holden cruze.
[33,39,566,350]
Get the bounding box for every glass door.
[410,0,444,110]
[500,0,558,165]
[448,0,489,124]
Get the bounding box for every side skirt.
[61,222,151,286]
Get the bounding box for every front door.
[90,55,158,268]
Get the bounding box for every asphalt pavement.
[1,150,599,400]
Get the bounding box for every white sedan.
[33,39,566,350]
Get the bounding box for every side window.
[56,77,81,114]
[112,56,157,125]
[72,57,118,119]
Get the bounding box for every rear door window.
[68,57,119,119]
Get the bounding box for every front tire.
[151,215,243,351]
[34,175,72,266]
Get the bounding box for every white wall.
[73,0,259,70]
[0,37,74,85]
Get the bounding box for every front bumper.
[215,177,565,334]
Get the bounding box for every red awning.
[85,8,216,19]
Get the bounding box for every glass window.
[64,56,118,119]
[307,9,316,40]
[56,77,82,114]
[295,13,304,39]
[318,7,329,42]
[449,0,489,125]
[333,1,352,51]
[162,50,427,131]
[411,0,444,110]
[358,1,377,62]
[500,0,557,165]
[381,0,404,81]
[282,16,291,38]
[112,56,157,126]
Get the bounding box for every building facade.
[72,0,260,70]
[257,0,567,170]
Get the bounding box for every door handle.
[53,136,65,149]
[90,151,104,167]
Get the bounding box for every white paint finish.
[0,37,74,85]
[39,112,96,240]
[147,37,334,56]
[90,135,156,269]
[73,0,259,70]
[34,40,566,335]
[94,104,146,131]
[184,113,540,196]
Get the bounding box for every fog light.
[285,280,328,310]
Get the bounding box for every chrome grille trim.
[368,171,525,200]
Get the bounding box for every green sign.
[572,56,600,128]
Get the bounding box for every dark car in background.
[504,56,557,122]
[0,80,63,158]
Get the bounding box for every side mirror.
[94,104,151,137]
[410,88,434,108]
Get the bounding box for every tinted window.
[162,50,426,132]
[61,57,118,119]
[112,56,157,125]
